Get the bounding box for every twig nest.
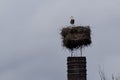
[61,26,92,50]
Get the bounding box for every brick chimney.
[67,57,87,80]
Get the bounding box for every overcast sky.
[0,0,120,80]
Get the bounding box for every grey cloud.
[0,0,120,80]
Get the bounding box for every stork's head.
[70,16,74,20]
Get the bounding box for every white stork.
[70,16,75,25]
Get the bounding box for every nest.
[61,26,92,50]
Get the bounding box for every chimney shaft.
[67,57,87,80]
